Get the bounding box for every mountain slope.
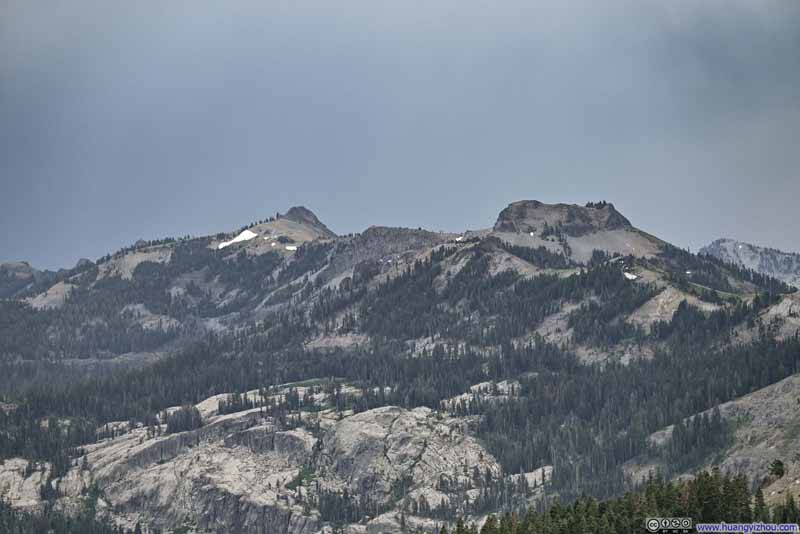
[628,370,800,507]
[0,200,798,533]
[701,238,800,288]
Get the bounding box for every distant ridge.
[700,238,800,288]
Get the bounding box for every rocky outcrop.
[0,385,530,533]
[0,459,50,511]
[493,200,631,236]
[61,408,319,533]
[491,201,660,264]
[317,406,501,512]
[223,426,315,464]
[191,488,318,534]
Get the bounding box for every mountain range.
[0,200,798,533]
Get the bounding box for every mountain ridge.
[700,237,800,288]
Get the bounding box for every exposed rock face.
[52,406,320,533]
[318,406,500,502]
[0,383,542,533]
[700,238,800,288]
[493,200,631,236]
[0,459,50,510]
[282,206,337,239]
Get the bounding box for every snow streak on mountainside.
[217,229,258,250]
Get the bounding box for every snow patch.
[624,272,638,281]
[285,245,298,251]
[455,236,464,242]
[218,229,258,250]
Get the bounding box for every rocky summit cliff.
[701,238,800,288]
[1,200,799,533]
[490,200,660,264]
[493,200,631,235]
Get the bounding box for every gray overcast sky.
[1,1,799,269]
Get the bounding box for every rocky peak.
[0,260,33,271]
[0,261,39,299]
[281,206,336,238]
[0,261,38,280]
[493,200,632,236]
[74,258,94,269]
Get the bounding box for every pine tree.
[754,488,769,521]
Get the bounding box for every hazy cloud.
[1,1,798,268]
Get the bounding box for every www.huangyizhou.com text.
[695,522,800,533]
